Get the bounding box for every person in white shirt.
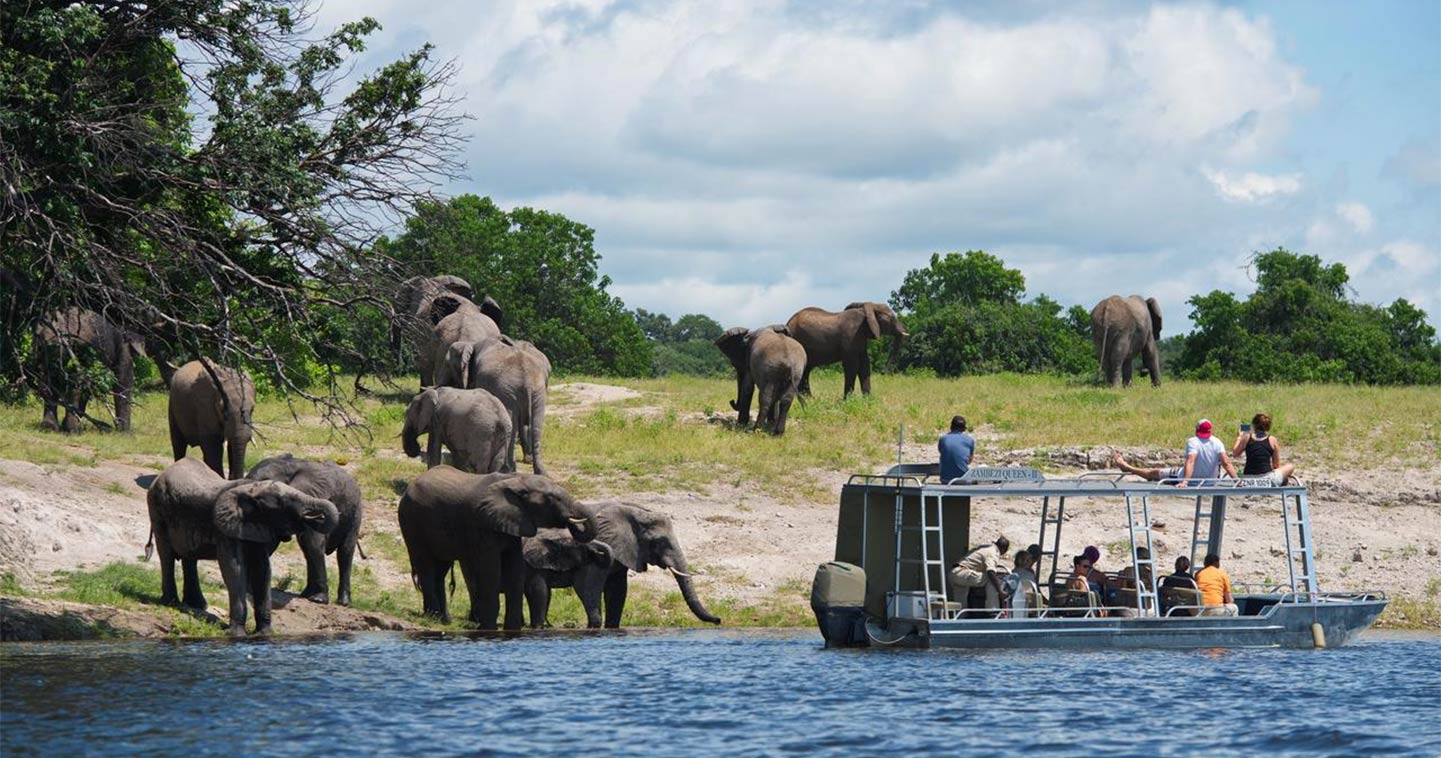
[1002,549,1041,617]
[1110,419,1238,487]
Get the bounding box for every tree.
[379,195,651,376]
[891,251,1027,313]
[2,1,465,420]
[671,314,724,343]
[1179,249,1440,384]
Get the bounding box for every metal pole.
[1207,495,1227,559]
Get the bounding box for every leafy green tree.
[2,1,464,412]
[633,309,675,342]
[1179,249,1440,384]
[671,314,724,343]
[379,195,651,376]
[888,251,1090,377]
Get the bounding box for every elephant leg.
[842,358,858,398]
[246,541,273,636]
[503,414,519,473]
[523,572,550,629]
[1121,357,1133,388]
[216,543,248,636]
[461,552,501,630]
[61,394,85,433]
[335,538,356,607]
[226,438,247,481]
[200,438,224,478]
[40,397,60,431]
[157,540,179,605]
[797,366,813,397]
[603,570,628,629]
[773,392,795,436]
[1103,356,1122,388]
[500,548,527,630]
[756,383,776,433]
[431,560,452,623]
[181,558,207,610]
[298,532,329,604]
[169,417,187,461]
[734,375,755,427]
[576,568,607,629]
[1143,342,1162,387]
[527,398,547,476]
[858,350,872,395]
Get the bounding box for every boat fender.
[1311,622,1327,649]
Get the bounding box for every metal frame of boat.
[816,465,1386,649]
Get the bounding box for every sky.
[315,0,1441,330]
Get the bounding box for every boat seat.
[1161,579,1202,617]
[1049,587,1098,617]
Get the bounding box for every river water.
[3,629,1439,756]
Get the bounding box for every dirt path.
[3,381,1438,638]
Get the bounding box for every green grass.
[44,563,229,638]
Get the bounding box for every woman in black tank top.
[1231,413,1296,483]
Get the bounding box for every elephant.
[33,307,146,432]
[522,502,721,629]
[1091,295,1162,388]
[715,325,806,435]
[420,298,502,388]
[520,529,614,627]
[168,359,256,479]
[401,387,513,474]
[441,336,551,475]
[146,457,339,636]
[785,302,908,398]
[392,274,476,360]
[246,455,364,606]
[397,466,596,629]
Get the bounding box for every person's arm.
[1221,449,1238,479]
[1271,436,1282,467]
[1178,451,1198,487]
[1231,431,1249,457]
[1222,575,1234,605]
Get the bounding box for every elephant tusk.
[568,517,588,524]
[668,567,695,578]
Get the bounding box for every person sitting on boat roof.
[1231,413,1296,485]
[1195,553,1238,616]
[948,536,1009,612]
[1110,419,1238,487]
[1002,548,1042,617]
[937,415,975,483]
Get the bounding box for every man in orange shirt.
[1195,553,1238,616]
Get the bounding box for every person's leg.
[1111,453,1163,481]
[949,567,982,608]
[1276,463,1296,483]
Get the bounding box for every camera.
[1239,423,1251,433]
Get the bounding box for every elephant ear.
[523,528,588,571]
[475,476,540,537]
[846,302,881,339]
[479,297,504,329]
[768,324,791,337]
[714,327,751,371]
[594,504,654,572]
[213,485,277,544]
[1145,297,1163,340]
[427,294,466,325]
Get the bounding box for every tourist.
[948,536,1009,611]
[1081,544,1117,611]
[1160,555,1200,616]
[1002,549,1041,616]
[1111,419,1238,487]
[1195,553,1238,616]
[1231,413,1296,485]
[1161,556,1193,589]
[1118,546,1154,591]
[938,415,976,483]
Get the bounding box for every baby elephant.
[521,530,614,628]
[147,457,339,636]
[401,387,512,473]
[246,455,364,606]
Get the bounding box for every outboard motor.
[811,561,868,647]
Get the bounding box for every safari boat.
[810,465,1386,650]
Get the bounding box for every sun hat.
[1195,419,1213,439]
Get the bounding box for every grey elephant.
[146,457,339,636]
[420,298,502,387]
[392,274,476,359]
[401,387,513,473]
[785,302,908,397]
[522,502,721,629]
[168,359,256,479]
[33,307,146,432]
[246,455,363,606]
[397,466,596,629]
[715,325,806,435]
[442,336,551,475]
[1091,295,1162,388]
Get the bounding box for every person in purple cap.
[1110,419,1237,487]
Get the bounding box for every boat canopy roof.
[844,464,1309,499]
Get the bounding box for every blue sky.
[318,0,1441,329]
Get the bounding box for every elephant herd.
[714,301,911,435]
[133,274,718,635]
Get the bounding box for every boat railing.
[846,473,926,488]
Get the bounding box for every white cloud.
[1335,202,1375,234]
[1202,167,1303,203]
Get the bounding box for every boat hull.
[860,596,1387,650]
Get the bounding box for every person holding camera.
[1232,413,1296,485]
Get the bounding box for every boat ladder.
[1124,492,1160,616]
[1281,490,1320,598]
[1037,496,1067,592]
[894,490,949,616]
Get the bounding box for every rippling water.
[3,630,1439,756]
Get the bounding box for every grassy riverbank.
[2,371,1438,634]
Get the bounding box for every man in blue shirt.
[938,415,975,482]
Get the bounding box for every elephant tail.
[143,529,154,562]
[448,563,457,598]
[356,540,368,561]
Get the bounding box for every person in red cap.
[1110,419,1237,486]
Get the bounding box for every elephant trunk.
[668,555,720,625]
[888,332,905,367]
[401,419,422,458]
[297,494,341,536]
